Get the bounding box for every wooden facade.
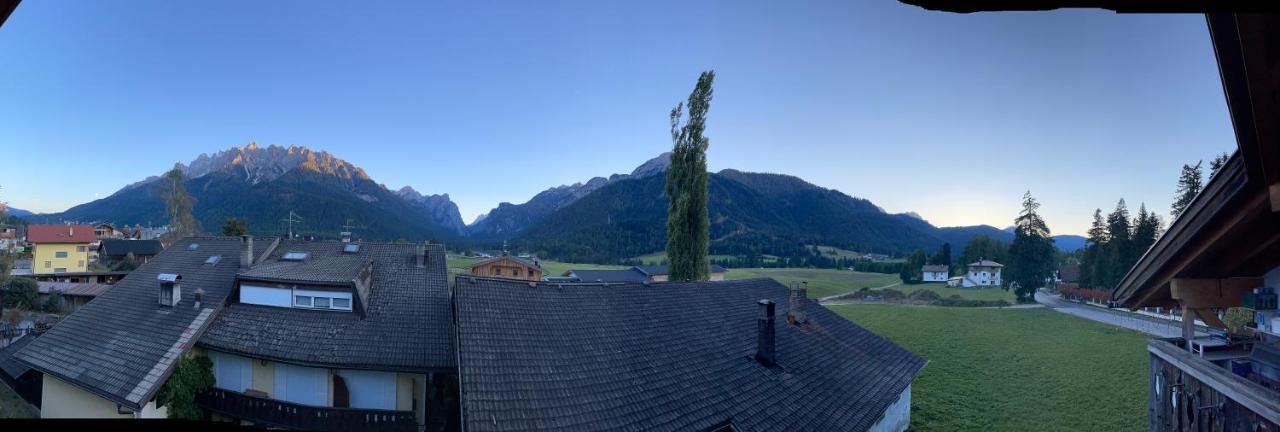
[469,257,543,281]
[1149,340,1280,431]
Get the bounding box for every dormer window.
[158,273,182,307]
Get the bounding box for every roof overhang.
[1114,14,1280,308]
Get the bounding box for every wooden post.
[1183,306,1196,351]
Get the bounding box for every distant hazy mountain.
[1051,234,1088,252]
[514,168,941,262]
[42,144,460,241]
[3,206,32,217]
[466,153,672,238]
[397,187,466,235]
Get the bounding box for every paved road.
[1035,291,1203,338]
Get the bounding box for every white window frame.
[293,289,353,311]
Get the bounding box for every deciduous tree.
[665,71,715,282]
[162,168,200,240]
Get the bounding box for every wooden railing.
[197,388,417,432]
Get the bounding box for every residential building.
[27,224,96,275]
[454,276,925,431]
[469,255,542,281]
[0,333,41,410]
[946,276,963,287]
[1111,16,1280,431]
[98,239,164,265]
[93,223,127,240]
[921,264,949,282]
[0,230,16,253]
[26,271,128,284]
[963,260,1003,287]
[12,236,455,430]
[562,264,728,283]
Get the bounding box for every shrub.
[3,278,38,310]
[42,289,64,314]
[157,355,214,420]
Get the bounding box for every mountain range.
[26,143,1084,261]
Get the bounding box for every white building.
[963,260,1003,288]
[921,265,949,282]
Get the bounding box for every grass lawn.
[0,381,36,419]
[832,305,1149,431]
[896,282,1017,302]
[723,267,901,298]
[632,251,779,266]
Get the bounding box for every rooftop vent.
[340,231,353,243]
[343,243,360,254]
[158,273,182,307]
[204,255,222,266]
[282,251,309,261]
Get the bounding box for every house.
[562,264,728,283]
[27,224,96,275]
[0,227,19,253]
[1111,15,1280,431]
[34,281,112,313]
[921,264,949,282]
[14,236,456,430]
[93,223,128,239]
[946,276,963,287]
[453,276,926,431]
[25,271,129,284]
[632,264,727,281]
[469,255,543,281]
[0,333,42,410]
[98,239,164,265]
[962,260,1002,287]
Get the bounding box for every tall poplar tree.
[1006,191,1056,302]
[665,71,715,282]
[162,168,201,240]
[1171,161,1203,219]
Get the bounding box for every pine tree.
[1209,152,1230,179]
[1006,191,1056,302]
[221,217,249,236]
[930,242,952,267]
[1130,203,1162,264]
[1101,199,1133,289]
[665,71,715,282]
[1171,161,1203,219]
[1080,208,1109,289]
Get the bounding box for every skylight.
[343,243,360,254]
[187,243,200,250]
[204,255,221,266]
[282,251,309,261]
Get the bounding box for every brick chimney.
[788,281,808,325]
[240,235,253,269]
[755,299,776,366]
[193,287,205,309]
[416,243,427,268]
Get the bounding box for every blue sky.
[0,1,1234,235]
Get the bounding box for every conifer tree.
[1102,199,1133,289]
[665,71,715,282]
[1209,152,1230,179]
[1080,208,1108,289]
[1006,191,1056,302]
[162,168,200,241]
[1130,203,1162,264]
[1171,161,1203,219]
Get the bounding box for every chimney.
[755,299,776,366]
[340,231,352,243]
[240,235,254,269]
[193,287,205,309]
[788,281,808,325]
[416,243,427,268]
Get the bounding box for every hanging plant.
[157,355,214,419]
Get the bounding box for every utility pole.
[281,211,303,239]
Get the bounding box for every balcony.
[197,388,417,432]
[1148,338,1280,431]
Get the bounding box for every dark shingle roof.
[566,268,649,283]
[470,255,540,269]
[199,241,453,372]
[238,242,371,285]
[0,334,38,379]
[632,264,727,276]
[98,239,164,258]
[14,236,276,409]
[922,265,948,273]
[454,277,926,432]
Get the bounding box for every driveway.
[1035,291,1203,338]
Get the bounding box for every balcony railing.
[197,388,417,432]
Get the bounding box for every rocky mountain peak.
[180,143,371,185]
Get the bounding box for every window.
[293,289,353,311]
[205,256,221,266]
[282,251,309,261]
[294,295,313,307]
[314,297,331,308]
[44,261,50,268]
[333,298,351,309]
[54,268,66,273]
[78,260,84,267]
[55,251,68,258]
[77,245,86,252]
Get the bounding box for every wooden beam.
[1194,308,1229,330]
[1271,183,1280,212]
[1182,307,1195,351]
[1170,277,1264,309]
